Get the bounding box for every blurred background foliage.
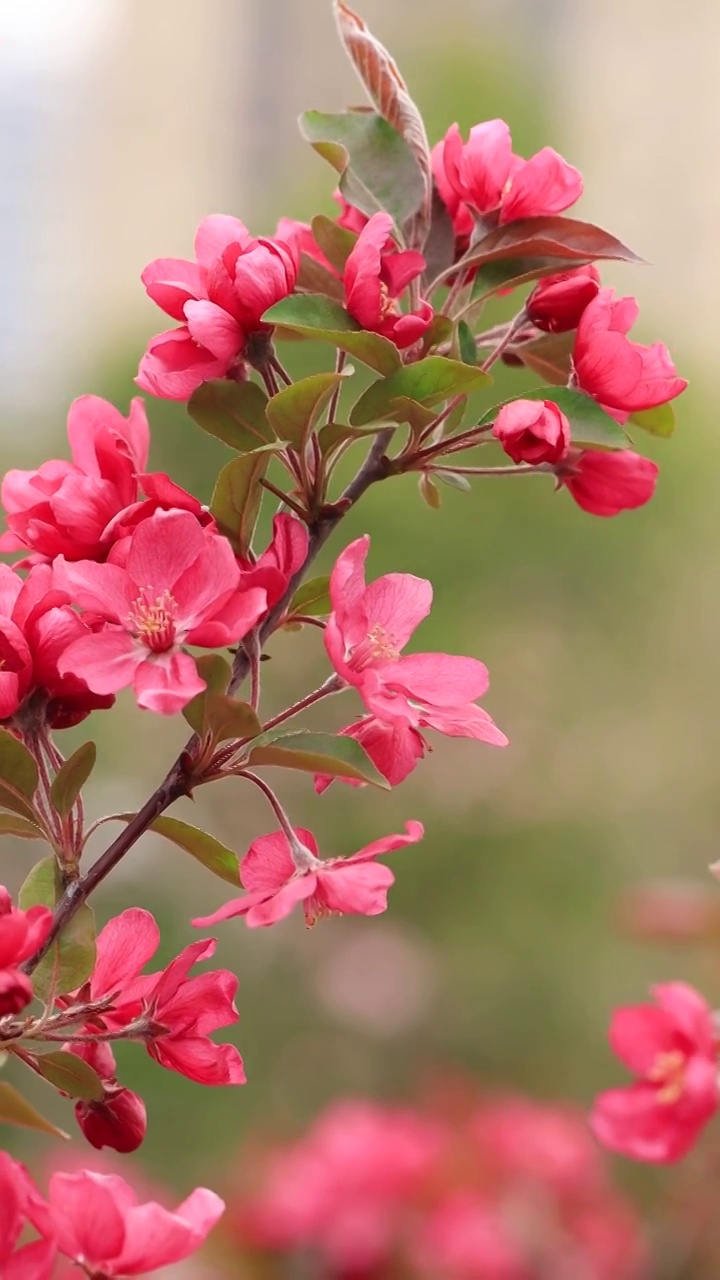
[1,0,717,1247]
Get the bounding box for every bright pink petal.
[133,651,206,715]
[126,509,206,594]
[422,702,509,746]
[57,629,139,696]
[239,828,316,892]
[191,888,276,928]
[501,147,583,222]
[245,876,317,928]
[48,1171,127,1263]
[117,1188,225,1275]
[590,1083,697,1163]
[194,214,251,267]
[151,1035,245,1086]
[53,557,134,621]
[141,257,206,320]
[136,327,227,401]
[609,1005,678,1074]
[184,299,244,362]
[653,982,717,1056]
[384,652,490,705]
[319,861,395,916]
[4,1239,57,1280]
[361,572,433,649]
[91,908,160,1000]
[348,819,425,864]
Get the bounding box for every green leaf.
[630,403,676,439]
[299,109,425,231]
[479,387,628,451]
[182,654,232,734]
[350,357,491,426]
[422,186,457,285]
[513,330,574,386]
[266,372,350,450]
[188,381,273,453]
[210,445,281,555]
[202,694,261,743]
[247,730,389,787]
[138,816,241,887]
[50,742,96,819]
[441,216,643,286]
[419,472,442,509]
[297,252,345,302]
[0,1082,68,1138]
[0,813,45,840]
[262,295,401,376]
[287,575,332,618]
[0,786,39,823]
[317,421,388,463]
[435,469,472,492]
[470,254,587,301]
[457,320,477,365]
[19,857,96,1000]
[311,214,357,273]
[33,1050,104,1101]
[0,729,38,798]
[420,312,454,357]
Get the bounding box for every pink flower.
[0,885,53,1015]
[431,140,475,247]
[557,448,658,517]
[526,266,601,333]
[573,288,687,412]
[69,1043,147,1154]
[0,1153,56,1280]
[591,982,719,1163]
[414,1193,527,1280]
[275,216,336,276]
[0,563,114,727]
[55,509,266,714]
[334,192,370,234]
[137,214,297,400]
[324,537,507,742]
[27,1169,224,1276]
[440,120,583,224]
[192,821,424,930]
[343,213,433,349]
[493,399,571,466]
[0,396,149,564]
[238,513,309,615]
[75,908,245,1087]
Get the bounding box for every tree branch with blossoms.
[0,2,698,1273]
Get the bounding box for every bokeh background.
[2,0,719,1272]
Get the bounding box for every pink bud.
[493,399,571,466]
[76,1085,147,1154]
[0,968,33,1015]
[526,266,601,333]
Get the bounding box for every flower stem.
[235,770,316,868]
[480,309,528,374]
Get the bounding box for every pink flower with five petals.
[192,822,424,930]
[343,213,433,349]
[324,537,507,740]
[55,509,266,714]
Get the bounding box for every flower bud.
[76,1085,147,1153]
[526,266,600,333]
[493,399,570,466]
[0,968,33,1016]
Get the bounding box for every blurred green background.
[1,0,716,1261]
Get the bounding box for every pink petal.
[151,1035,245,1086]
[4,1239,57,1280]
[361,572,433,649]
[194,214,251,268]
[141,257,206,320]
[187,585,266,647]
[57,629,140,696]
[347,819,425,864]
[114,1188,225,1275]
[609,1004,677,1074]
[92,908,160,999]
[136,327,227,401]
[48,1170,126,1263]
[184,299,244,362]
[53,557,134,621]
[590,1083,695,1163]
[126,509,206,594]
[421,702,508,746]
[133,651,206,715]
[171,534,240,627]
[653,982,717,1056]
[245,876,317,928]
[320,861,395,916]
[191,889,275,928]
[241,828,317,893]
[384,652,490,706]
[381,248,426,298]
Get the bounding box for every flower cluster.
[221,1091,647,1279]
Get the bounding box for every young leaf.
[0,785,39,823]
[422,187,457,286]
[630,403,677,439]
[513,330,574,385]
[202,694,262,743]
[0,1082,68,1138]
[182,654,232,735]
[441,215,643,287]
[311,214,358,273]
[50,742,96,819]
[0,729,38,799]
[457,320,478,365]
[262,294,401,376]
[332,0,432,242]
[317,421,387,463]
[479,387,627,451]
[299,109,425,234]
[188,381,273,453]
[0,814,45,840]
[210,445,281,555]
[297,251,345,302]
[350,357,491,426]
[247,730,389,787]
[287,575,332,619]
[419,472,442,509]
[135,816,241,887]
[266,372,350,450]
[435,469,472,492]
[32,1050,104,1102]
[19,857,96,1000]
[470,253,592,301]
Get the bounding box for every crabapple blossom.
[343,212,433,348]
[573,288,687,412]
[438,119,583,224]
[0,395,149,564]
[0,886,53,1015]
[557,448,658,517]
[493,398,571,466]
[526,265,601,333]
[0,1153,56,1280]
[237,512,309,616]
[55,509,266,714]
[324,536,507,740]
[591,982,719,1163]
[26,1170,225,1276]
[137,214,297,399]
[192,821,424,929]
